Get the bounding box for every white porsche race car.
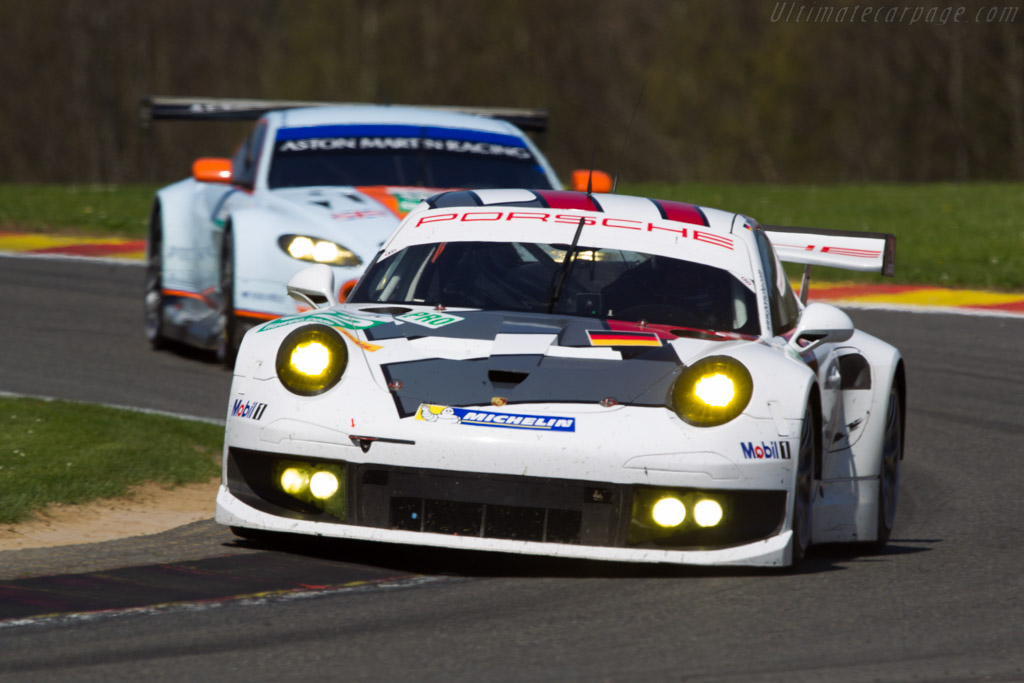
[142,96,596,365]
[216,189,904,568]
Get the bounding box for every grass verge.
[0,398,221,525]
[0,183,160,238]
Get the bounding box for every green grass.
[0,183,160,237]
[625,182,1024,291]
[0,398,222,525]
[2,182,1023,290]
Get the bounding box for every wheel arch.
[893,358,906,459]
[805,381,823,478]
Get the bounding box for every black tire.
[217,228,240,369]
[790,402,818,567]
[229,525,272,541]
[870,387,903,551]
[144,206,168,349]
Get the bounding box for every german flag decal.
[586,330,662,347]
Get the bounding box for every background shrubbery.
[2,0,1022,184]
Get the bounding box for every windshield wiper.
[547,215,587,314]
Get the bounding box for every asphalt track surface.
[1,254,1023,682]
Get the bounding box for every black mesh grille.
[390,497,581,543]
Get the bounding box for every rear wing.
[140,95,549,132]
[764,224,896,304]
[764,224,895,275]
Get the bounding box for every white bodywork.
[216,191,904,568]
[150,106,562,350]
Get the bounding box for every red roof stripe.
[533,190,602,212]
[650,199,708,227]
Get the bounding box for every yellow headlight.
[694,499,724,527]
[276,325,348,396]
[670,356,753,427]
[280,467,309,495]
[694,373,735,407]
[291,341,330,376]
[652,497,687,527]
[309,471,340,499]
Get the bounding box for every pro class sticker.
[397,311,465,328]
[416,404,575,432]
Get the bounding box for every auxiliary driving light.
[651,497,687,527]
[309,470,340,499]
[276,325,348,396]
[280,467,309,495]
[694,499,724,527]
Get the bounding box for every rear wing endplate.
[140,95,549,132]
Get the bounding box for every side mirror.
[787,303,854,354]
[287,264,337,309]
[192,157,233,184]
[570,169,613,193]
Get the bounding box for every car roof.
[389,189,755,275]
[267,105,527,136]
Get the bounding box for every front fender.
[156,178,228,293]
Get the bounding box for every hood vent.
[488,369,530,387]
[361,306,413,316]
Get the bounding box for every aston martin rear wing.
[140,95,549,132]
[764,224,896,304]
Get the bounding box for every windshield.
[268,124,553,189]
[349,241,760,335]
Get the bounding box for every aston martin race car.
[142,96,600,365]
[216,189,904,568]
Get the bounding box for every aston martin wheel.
[218,228,241,369]
[144,206,168,349]
[790,402,818,566]
[872,387,902,550]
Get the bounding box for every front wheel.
[870,388,903,551]
[790,402,819,567]
[217,229,241,369]
[144,207,168,349]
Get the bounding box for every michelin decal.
[416,404,575,432]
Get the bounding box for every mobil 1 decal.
[740,440,791,460]
[232,398,268,421]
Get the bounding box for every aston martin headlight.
[275,325,348,396]
[278,234,361,267]
[670,356,753,427]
